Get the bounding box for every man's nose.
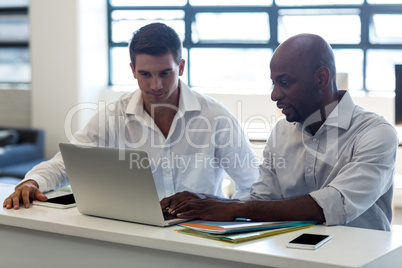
[151,77,162,90]
[271,85,283,102]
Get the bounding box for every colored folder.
[176,224,315,243]
[178,220,317,234]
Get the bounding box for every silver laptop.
[59,143,191,227]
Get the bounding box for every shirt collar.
[125,79,201,116]
[324,90,355,130]
[126,90,143,116]
[296,90,355,132]
[177,79,201,113]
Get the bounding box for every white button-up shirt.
[22,81,259,199]
[250,91,398,230]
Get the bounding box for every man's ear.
[314,66,330,89]
[178,59,185,76]
[130,63,137,79]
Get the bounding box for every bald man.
[161,34,398,231]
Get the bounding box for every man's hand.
[160,191,207,214]
[169,199,243,221]
[3,180,48,210]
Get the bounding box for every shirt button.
[307,168,312,173]
[313,138,317,143]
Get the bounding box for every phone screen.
[286,233,332,249]
[289,234,330,245]
[46,193,76,205]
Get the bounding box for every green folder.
[178,220,316,234]
[176,224,315,243]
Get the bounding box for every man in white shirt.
[3,23,259,210]
[161,33,398,231]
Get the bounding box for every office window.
[111,10,185,43]
[276,0,363,5]
[108,1,273,93]
[370,14,402,44]
[278,9,361,44]
[190,0,272,6]
[108,0,402,93]
[0,0,30,85]
[333,49,364,91]
[0,0,28,7]
[367,0,402,4]
[190,49,272,93]
[193,13,270,44]
[367,50,402,91]
[110,0,187,6]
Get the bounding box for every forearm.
[235,195,325,223]
[203,193,235,202]
[21,152,69,192]
[15,179,39,190]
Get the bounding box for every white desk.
[1,184,401,268]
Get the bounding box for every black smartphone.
[286,233,333,250]
[33,193,76,209]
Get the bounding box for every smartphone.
[33,193,76,209]
[286,233,332,250]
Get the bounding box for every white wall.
[30,0,107,157]
[0,89,30,127]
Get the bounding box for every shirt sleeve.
[18,108,109,193]
[18,152,69,192]
[213,114,260,199]
[248,128,285,201]
[309,123,398,226]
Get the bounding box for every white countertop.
[1,184,401,268]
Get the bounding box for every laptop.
[59,143,191,227]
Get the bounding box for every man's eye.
[280,80,289,87]
[140,73,150,77]
[160,72,170,77]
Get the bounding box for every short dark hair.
[129,23,182,67]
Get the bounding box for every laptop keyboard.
[163,211,178,221]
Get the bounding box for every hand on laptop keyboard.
[163,209,178,220]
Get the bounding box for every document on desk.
[178,220,316,234]
[176,224,315,243]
